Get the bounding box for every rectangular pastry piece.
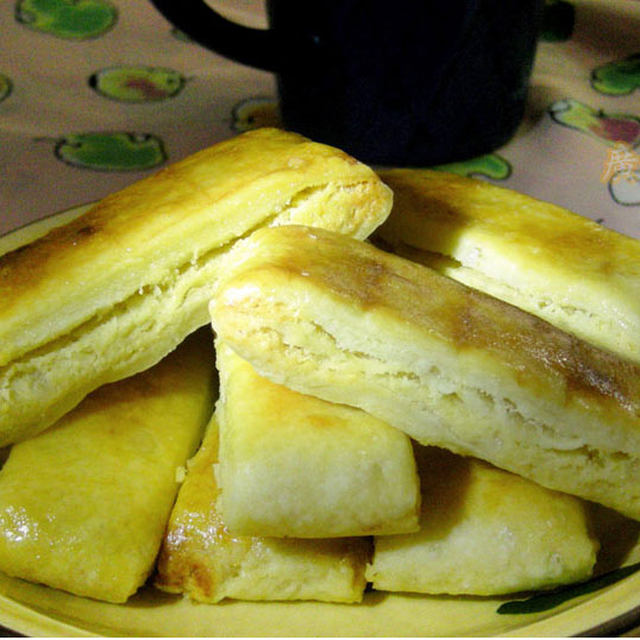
[0,329,216,603]
[366,445,598,596]
[210,225,640,521]
[0,127,392,447]
[374,168,640,364]
[154,415,370,604]
[215,341,420,538]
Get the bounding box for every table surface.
[1,0,640,636]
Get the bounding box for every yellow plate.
[1,207,640,637]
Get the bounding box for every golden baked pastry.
[210,225,640,521]
[374,168,640,363]
[366,445,598,595]
[215,341,420,538]
[0,128,392,447]
[0,329,216,603]
[155,415,371,603]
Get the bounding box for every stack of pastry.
[0,128,638,606]
[156,340,599,602]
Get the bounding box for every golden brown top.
[212,225,640,434]
[0,128,391,366]
[376,169,640,268]
[374,169,640,327]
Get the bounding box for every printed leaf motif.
[170,28,193,43]
[0,74,12,103]
[232,97,281,132]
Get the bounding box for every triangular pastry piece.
[374,168,640,364]
[366,445,599,595]
[215,341,420,538]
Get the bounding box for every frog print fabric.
[89,66,188,103]
[15,0,118,39]
[53,132,167,171]
[592,53,640,96]
[0,0,638,236]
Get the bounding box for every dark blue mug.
[150,0,543,166]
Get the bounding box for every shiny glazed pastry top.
[0,128,392,447]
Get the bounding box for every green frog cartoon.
[549,99,640,206]
[549,98,640,148]
[15,0,117,39]
[53,132,167,171]
[89,66,187,103]
[592,54,640,96]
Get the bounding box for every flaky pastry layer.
[366,446,598,596]
[210,225,640,521]
[0,128,392,446]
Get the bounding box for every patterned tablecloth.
[1,0,639,239]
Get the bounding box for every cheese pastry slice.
[366,445,598,596]
[374,168,640,363]
[0,329,216,603]
[215,341,420,538]
[210,225,640,521]
[154,415,370,603]
[0,127,392,446]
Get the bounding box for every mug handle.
[149,0,292,72]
